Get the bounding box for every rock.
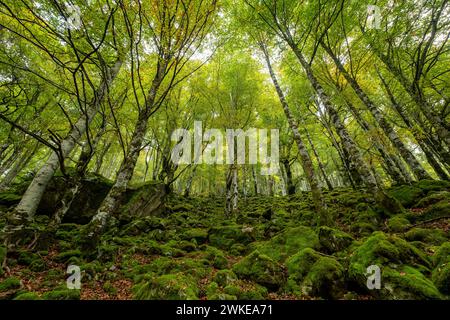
[318,226,353,253]
[182,228,209,244]
[348,231,437,299]
[232,250,286,290]
[387,216,411,233]
[255,226,320,262]
[404,228,448,246]
[133,273,198,300]
[42,289,80,300]
[432,263,450,295]
[388,185,424,207]
[209,224,254,250]
[286,248,345,299]
[214,269,237,287]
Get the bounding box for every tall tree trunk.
[286,37,402,213]
[302,124,334,190]
[225,164,239,217]
[282,159,296,195]
[260,43,331,225]
[83,59,167,247]
[320,41,431,181]
[3,58,123,244]
[378,70,450,180]
[95,142,111,175]
[0,142,39,190]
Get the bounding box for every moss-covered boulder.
[254,226,319,262]
[318,226,353,253]
[415,191,450,208]
[13,292,41,300]
[42,289,81,300]
[432,263,450,295]
[388,185,424,207]
[433,242,450,267]
[0,246,6,275]
[387,216,411,233]
[348,232,438,299]
[214,269,237,287]
[381,265,441,299]
[182,228,209,244]
[404,228,448,245]
[133,273,198,300]
[209,225,254,250]
[285,248,345,299]
[232,251,286,290]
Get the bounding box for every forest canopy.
[0,0,449,301]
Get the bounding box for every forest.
[0,0,449,301]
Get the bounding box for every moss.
[415,191,450,208]
[55,249,82,263]
[232,250,286,290]
[388,185,424,207]
[255,226,319,262]
[432,263,450,295]
[350,222,377,235]
[404,228,448,245]
[301,256,345,299]
[415,180,450,193]
[348,232,431,290]
[182,228,209,244]
[204,246,228,269]
[285,248,321,281]
[433,242,450,267]
[224,285,240,296]
[214,269,237,287]
[285,248,345,299]
[29,259,47,272]
[0,246,6,275]
[382,266,441,300]
[230,243,247,256]
[133,273,198,300]
[0,277,21,291]
[209,225,254,250]
[42,289,80,300]
[387,216,411,233]
[103,281,118,295]
[237,283,268,300]
[13,292,41,300]
[318,226,353,253]
[420,200,450,221]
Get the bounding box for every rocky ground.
[0,177,449,300]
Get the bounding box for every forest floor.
[0,177,449,300]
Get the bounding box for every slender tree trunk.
[321,41,431,181]
[83,59,167,247]
[225,164,238,217]
[260,43,331,224]
[303,124,334,190]
[0,142,39,190]
[282,159,296,195]
[3,58,123,243]
[252,165,260,195]
[95,142,111,175]
[287,38,402,213]
[184,165,197,197]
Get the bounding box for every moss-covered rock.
[133,273,198,300]
[415,191,450,208]
[432,263,450,295]
[209,225,254,250]
[232,251,286,290]
[0,246,6,275]
[42,289,80,300]
[348,232,431,290]
[286,248,345,299]
[388,185,424,207]
[318,226,353,253]
[387,216,411,233]
[55,249,82,263]
[415,180,450,193]
[13,292,41,300]
[214,269,237,287]
[182,228,209,244]
[404,228,448,245]
[382,266,441,300]
[0,277,21,292]
[255,226,319,262]
[433,242,450,267]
